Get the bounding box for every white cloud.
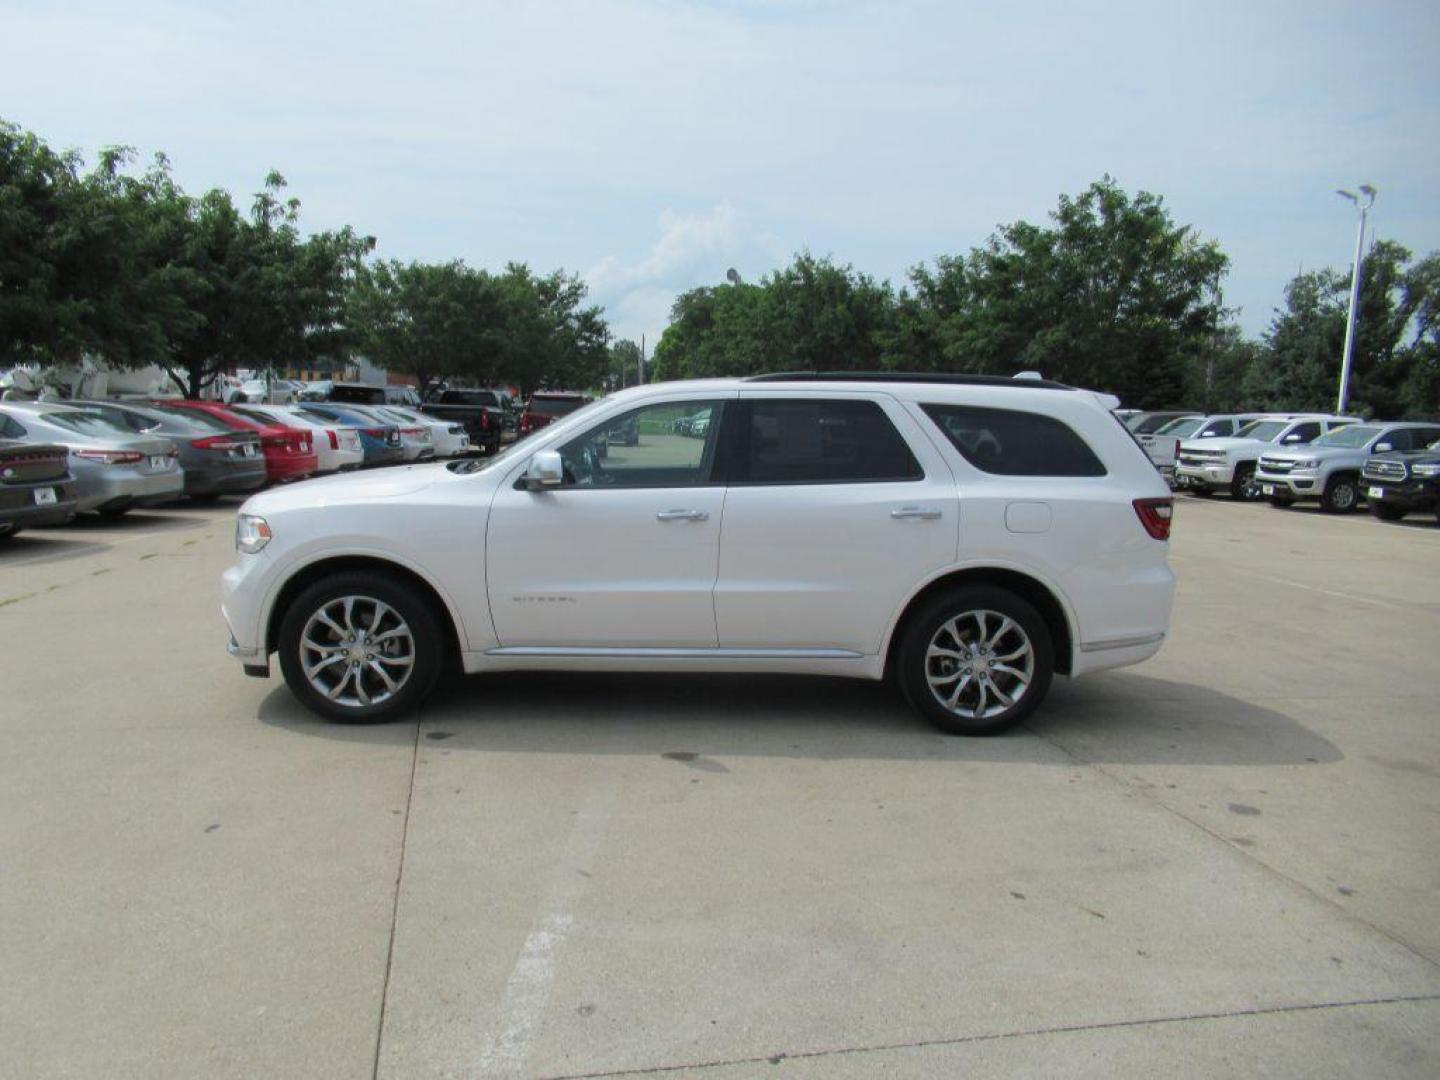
[586,202,782,345]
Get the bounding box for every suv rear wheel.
[1321,473,1360,514]
[277,571,445,723]
[897,586,1054,736]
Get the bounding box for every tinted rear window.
[441,391,498,407]
[330,385,386,404]
[922,404,1106,477]
[529,396,588,416]
[730,398,923,484]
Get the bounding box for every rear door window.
[922,404,1106,477]
[725,398,923,484]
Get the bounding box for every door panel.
[713,395,958,653]
[485,394,733,647]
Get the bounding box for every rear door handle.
[891,506,942,520]
[656,509,709,522]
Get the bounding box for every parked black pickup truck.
[1363,437,1440,523]
[420,390,512,455]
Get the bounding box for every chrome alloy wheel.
[925,609,1036,720]
[299,595,415,707]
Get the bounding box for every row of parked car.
[1121,410,1440,522]
[0,396,481,539]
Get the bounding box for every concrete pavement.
[1,496,1437,1078]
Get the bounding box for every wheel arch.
[264,554,464,667]
[882,565,1076,680]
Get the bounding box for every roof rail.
[743,371,1076,390]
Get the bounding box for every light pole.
[1335,184,1376,414]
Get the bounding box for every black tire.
[1230,462,1261,500]
[1369,502,1406,522]
[896,585,1054,736]
[0,526,18,542]
[277,571,446,723]
[1321,473,1360,514]
[1268,496,1295,508]
[96,505,131,519]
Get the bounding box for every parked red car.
[152,400,317,482]
[517,391,591,437]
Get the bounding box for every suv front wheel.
[277,571,445,723]
[897,586,1054,736]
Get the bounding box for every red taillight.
[1133,497,1173,541]
[74,449,144,465]
[402,427,423,437]
[327,430,339,450]
[363,427,386,438]
[518,416,531,434]
[479,412,490,430]
[191,436,238,450]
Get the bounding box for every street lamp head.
[1337,188,1358,203]
[1359,184,1376,198]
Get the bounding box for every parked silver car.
[74,400,267,498]
[0,402,184,516]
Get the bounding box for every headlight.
[1412,463,1440,477]
[236,514,272,554]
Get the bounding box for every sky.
[4,0,1439,355]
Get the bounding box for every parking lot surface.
[2,498,1438,1079]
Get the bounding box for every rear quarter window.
[921,404,1107,477]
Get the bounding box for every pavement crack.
[536,994,1440,1079]
[372,716,422,1080]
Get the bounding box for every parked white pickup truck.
[1176,414,1356,500]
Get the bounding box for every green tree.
[607,338,643,389]
[894,177,1228,407]
[652,254,895,380]
[348,259,506,396]
[1246,241,1438,417]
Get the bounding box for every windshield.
[1131,414,1188,434]
[1156,418,1204,437]
[40,410,133,437]
[451,396,610,474]
[1235,420,1287,441]
[1314,425,1380,448]
[378,407,422,424]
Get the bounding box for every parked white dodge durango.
[222,374,1176,735]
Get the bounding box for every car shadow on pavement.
[58,511,209,532]
[0,532,109,565]
[257,669,1341,768]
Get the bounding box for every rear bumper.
[77,469,185,511]
[263,454,318,482]
[0,481,79,530]
[186,462,268,495]
[362,445,407,467]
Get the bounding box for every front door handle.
[891,505,942,520]
[656,509,710,522]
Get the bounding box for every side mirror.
[1373,443,1392,454]
[524,449,564,489]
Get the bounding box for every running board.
[484,646,865,660]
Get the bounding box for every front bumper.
[1256,471,1321,499]
[1176,462,1234,489]
[1363,479,1438,511]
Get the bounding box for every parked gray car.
[74,400,267,498]
[0,436,78,538]
[0,402,184,516]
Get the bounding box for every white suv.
[222,374,1176,736]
